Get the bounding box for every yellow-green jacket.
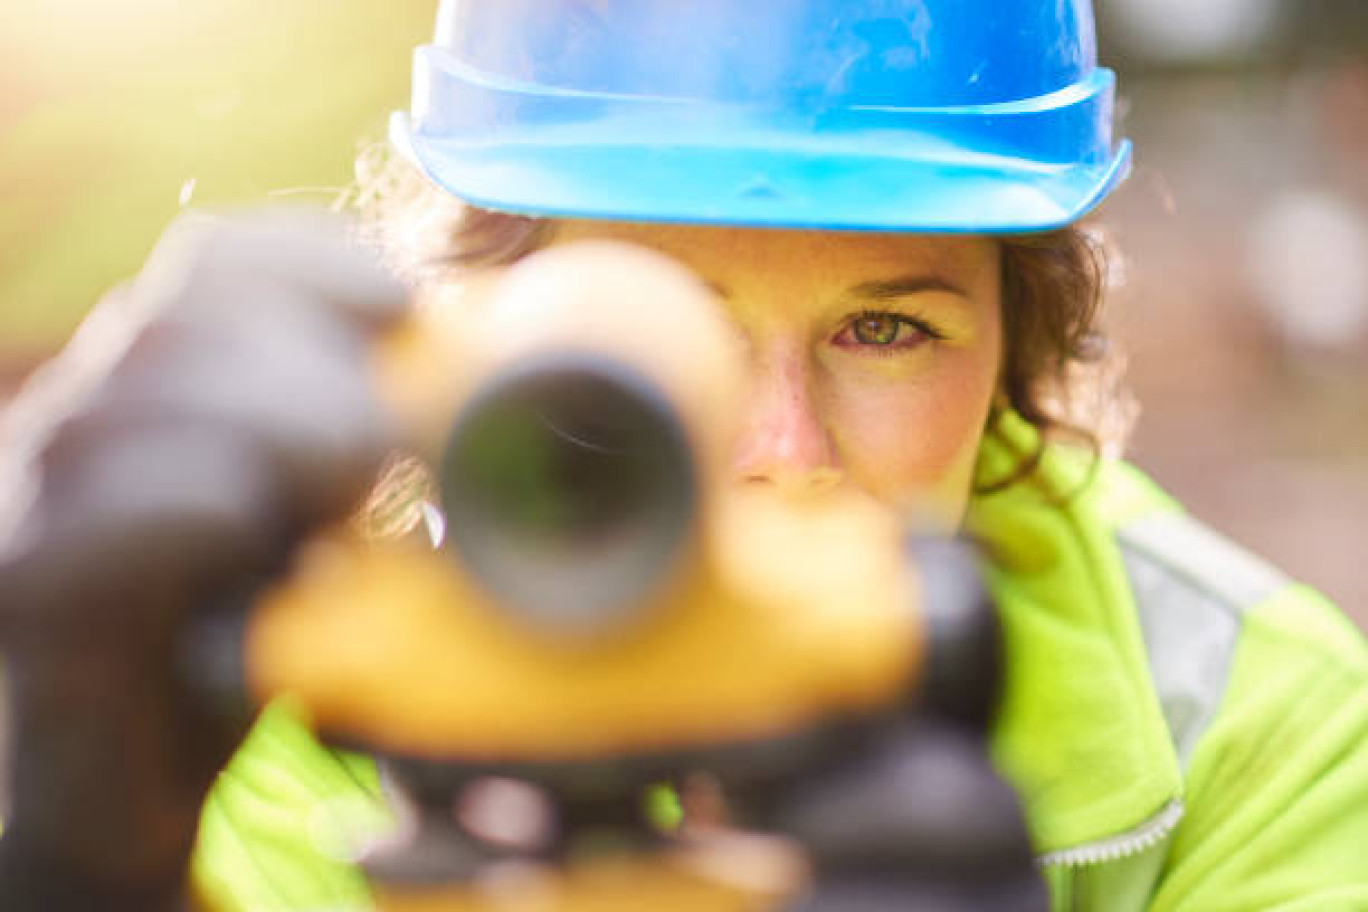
[193,413,1368,911]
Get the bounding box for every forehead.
[551,220,999,290]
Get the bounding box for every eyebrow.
[703,275,969,302]
[846,275,971,301]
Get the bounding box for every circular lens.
[441,354,695,637]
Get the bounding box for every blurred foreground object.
[0,218,1042,910]
[0,208,408,910]
[243,242,1046,910]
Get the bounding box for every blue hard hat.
[391,0,1131,233]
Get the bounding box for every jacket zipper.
[1037,798,1184,868]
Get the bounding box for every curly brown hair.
[352,148,1131,494]
[984,226,1133,492]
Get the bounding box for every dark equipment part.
[0,208,407,912]
[441,354,696,638]
[770,720,1046,912]
[717,544,1043,912]
[909,538,1005,731]
[784,874,1049,912]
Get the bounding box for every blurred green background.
[0,0,433,366]
[1,0,1365,618]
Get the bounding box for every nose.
[731,345,842,495]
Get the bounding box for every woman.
[2,2,1365,911]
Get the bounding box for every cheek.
[823,348,999,518]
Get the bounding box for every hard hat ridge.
[394,0,1130,233]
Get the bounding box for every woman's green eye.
[853,313,904,345]
[833,311,946,354]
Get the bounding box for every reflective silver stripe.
[1049,513,1291,908]
[1121,512,1289,614]
[1118,511,1288,767]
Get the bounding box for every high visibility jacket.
[191,412,1368,911]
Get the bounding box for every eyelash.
[832,309,949,355]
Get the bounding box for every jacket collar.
[965,412,1183,856]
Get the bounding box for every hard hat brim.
[391,52,1131,235]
